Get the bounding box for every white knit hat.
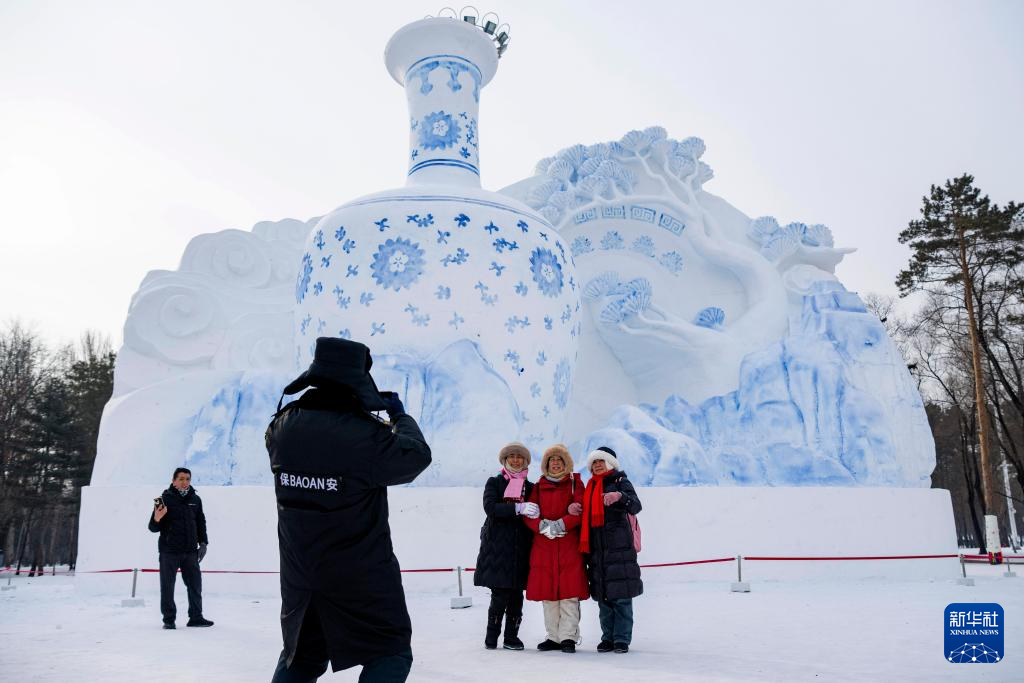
[586,446,619,472]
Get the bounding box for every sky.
[1,0,1021,348]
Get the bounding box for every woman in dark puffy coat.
[474,442,538,650]
[523,444,588,653]
[579,446,642,654]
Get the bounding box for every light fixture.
[481,11,498,35]
[432,7,511,58]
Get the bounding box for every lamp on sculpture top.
[294,14,580,483]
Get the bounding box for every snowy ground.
[1,563,1021,682]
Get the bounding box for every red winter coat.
[523,474,589,601]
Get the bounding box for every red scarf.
[579,470,610,553]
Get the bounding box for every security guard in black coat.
[267,337,431,683]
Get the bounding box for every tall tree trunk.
[959,223,998,537]
[961,430,985,550]
[14,513,32,576]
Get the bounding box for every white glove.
[516,502,540,518]
[539,519,566,539]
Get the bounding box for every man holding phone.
[147,467,213,629]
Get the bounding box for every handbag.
[628,511,641,553]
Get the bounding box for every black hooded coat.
[266,338,431,672]
[473,474,534,590]
[584,469,643,601]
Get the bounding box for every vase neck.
[404,54,483,188]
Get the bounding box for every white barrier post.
[121,568,145,607]
[450,566,472,609]
[2,571,13,591]
[730,555,750,593]
[956,554,974,586]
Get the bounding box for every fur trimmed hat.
[586,446,620,472]
[540,444,574,477]
[498,442,532,467]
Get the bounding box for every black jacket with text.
[265,387,431,672]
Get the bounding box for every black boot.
[502,616,524,650]
[537,639,561,651]
[560,639,576,653]
[484,614,502,650]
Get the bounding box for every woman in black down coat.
[579,446,642,654]
[474,442,538,650]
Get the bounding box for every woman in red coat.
[523,444,589,653]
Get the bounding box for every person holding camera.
[147,466,213,629]
[267,337,431,683]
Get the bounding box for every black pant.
[159,551,202,623]
[487,587,524,621]
[271,604,413,683]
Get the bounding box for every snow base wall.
[78,485,958,586]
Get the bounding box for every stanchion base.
[121,598,145,607]
[1,585,16,591]
[450,596,472,609]
[1003,571,1017,578]
[955,577,975,586]
[730,582,751,593]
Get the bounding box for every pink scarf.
[501,467,528,500]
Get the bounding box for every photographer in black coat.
[267,337,431,683]
[147,467,213,629]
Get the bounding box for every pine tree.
[897,174,1022,555]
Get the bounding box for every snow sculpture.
[90,20,932,491]
[502,127,933,486]
[91,218,315,487]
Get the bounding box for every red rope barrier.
[641,557,735,568]
[92,567,459,575]
[4,552,983,577]
[744,554,958,561]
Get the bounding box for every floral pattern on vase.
[369,237,427,291]
[530,247,565,298]
[418,111,461,150]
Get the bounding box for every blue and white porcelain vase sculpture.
[294,16,580,484]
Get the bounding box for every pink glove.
[603,491,622,506]
[567,502,582,516]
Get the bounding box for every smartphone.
[154,497,164,508]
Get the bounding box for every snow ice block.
[121,598,145,607]
[730,581,751,593]
[450,596,472,609]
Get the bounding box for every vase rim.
[384,17,499,88]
